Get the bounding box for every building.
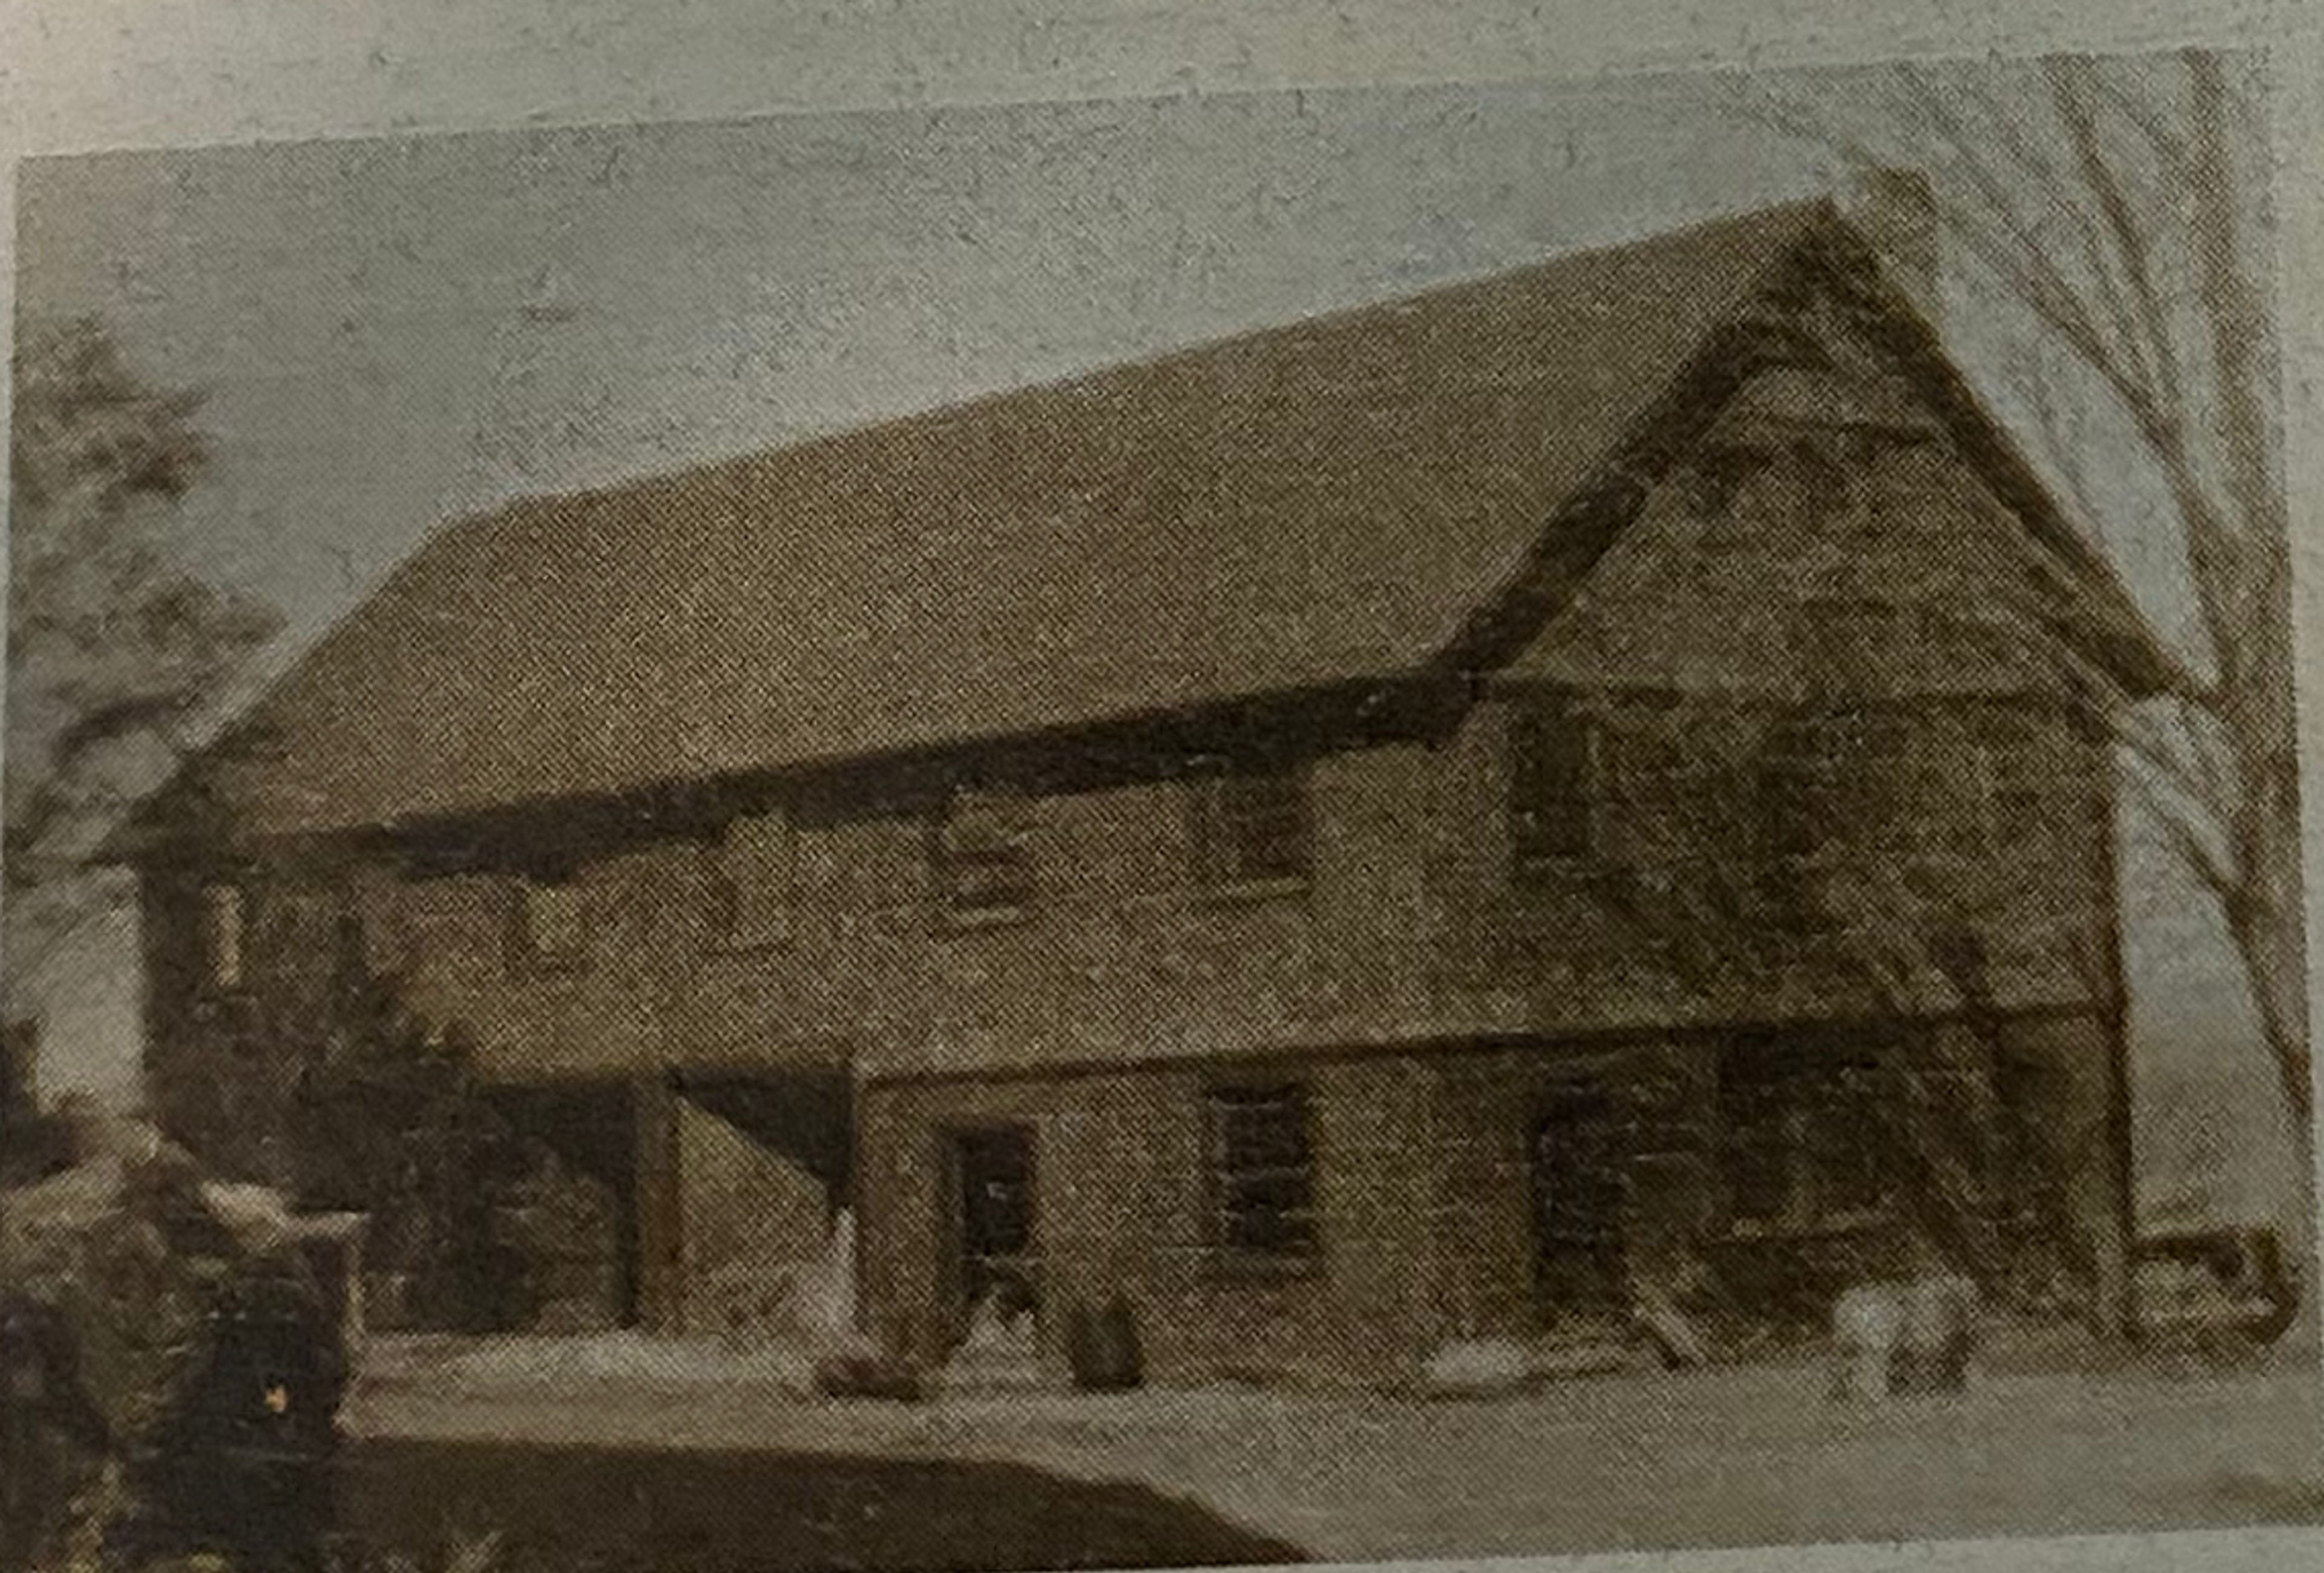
[114,188,2175,1385]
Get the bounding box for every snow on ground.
[348,1336,2324,1560]
[364,1330,818,1396]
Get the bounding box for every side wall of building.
[856,1052,1449,1386]
[856,1006,2120,1387]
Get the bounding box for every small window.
[704,811,795,950]
[200,883,247,990]
[1509,696,1598,869]
[513,875,589,970]
[1993,752,2046,853]
[1190,763,1313,891]
[933,790,1036,923]
[324,884,366,982]
[1205,1082,1319,1266]
[1719,1037,1892,1234]
[358,876,413,979]
[1956,707,2042,861]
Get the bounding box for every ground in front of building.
[344,1337,2324,1568]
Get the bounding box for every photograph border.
[4,4,2319,1572]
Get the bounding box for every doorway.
[1529,1088,1630,1325]
[948,1125,1041,1333]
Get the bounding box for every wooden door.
[1529,1088,1630,1325]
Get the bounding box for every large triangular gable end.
[1431,199,2182,708]
[1793,209,2184,701]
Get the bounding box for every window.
[1509,696,1599,869]
[1993,754,2050,856]
[1719,1036,1892,1234]
[324,884,366,982]
[1190,763,1313,891]
[704,811,795,949]
[357,876,413,979]
[1529,1089,1631,1318]
[1992,1048,2069,1245]
[1955,706,2043,861]
[513,875,589,970]
[200,883,248,990]
[933,790,1036,923]
[1204,1082,1319,1265]
[1753,705,1915,930]
[1751,714,1836,933]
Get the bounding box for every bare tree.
[5,317,280,1000]
[1565,665,2129,1324]
[1740,51,2307,1143]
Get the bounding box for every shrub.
[2,1126,345,1573]
[284,984,532,1335]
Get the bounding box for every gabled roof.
[142,198,2171,847]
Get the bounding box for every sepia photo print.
[2,45,2317,1573]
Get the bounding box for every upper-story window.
[199,882,248,991]
[356,875,413,979]
[1509,694,1600,870]
[704,810,795,950]
[1956,704,2045,862]
[512,873,589,971]
[1204,1080,1320,1267]
[1190,761,1313,893]
[1754,704,1917,931]
[933,789,1036,924]
[1754,711,1848,934]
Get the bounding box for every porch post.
[633,1072,684,1333]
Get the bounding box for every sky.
[8,59,2304,1226]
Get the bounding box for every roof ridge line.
[438,196,1840,525]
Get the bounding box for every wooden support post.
[2096,763,2141,1344]
[633,1074,683,1333]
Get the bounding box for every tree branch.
[2044,57,2187,423]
